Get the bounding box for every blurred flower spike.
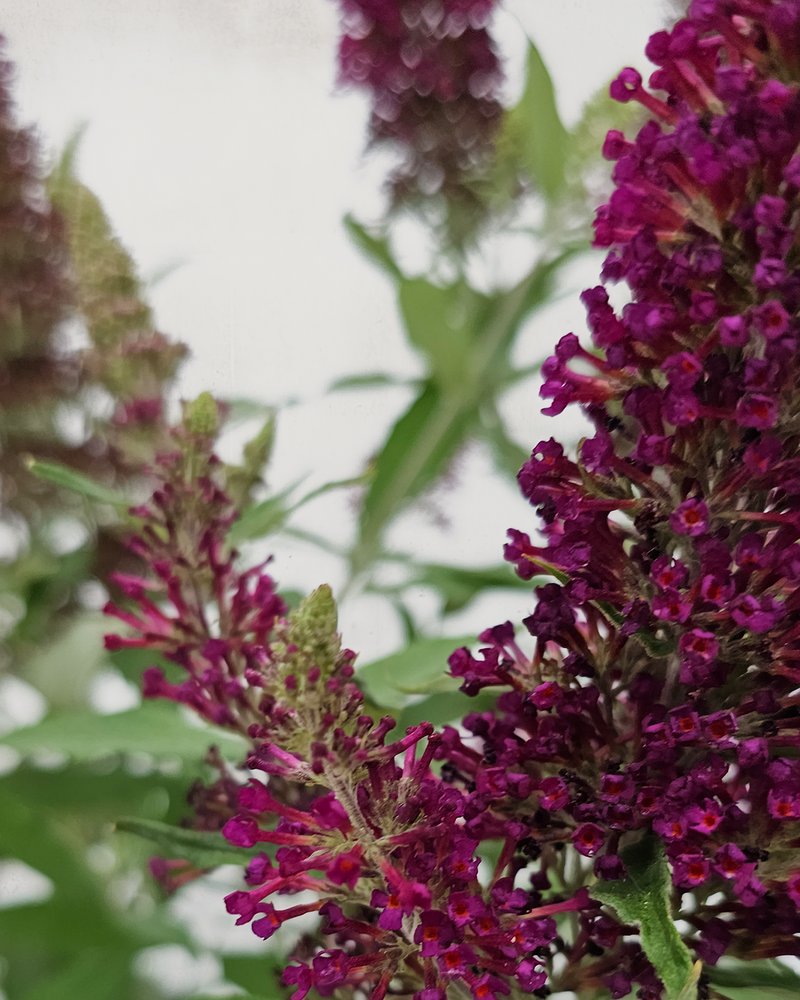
[336,0,503,205]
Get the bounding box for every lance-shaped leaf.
[230,473,366,544]
[328,372,413,392]
[1,701,246,763]
[350,247,576,571]
[354,380,477,571]
[228,478,306,543]
[224,954,287,997]
[14,949,133,1000]
[398,277,493,392]
[707,959,800,999]
[503,41,569,201]
[590,834,696,1000]
[25,458,131,508]
[372,561,540,616]
[358,635,475,709]
[344,214,402,280]
[115,817,260,868]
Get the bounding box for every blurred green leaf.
[2,701,245,763]
[105,645,174,684]
[398,278,492,391]
[409,562,540,615]
[328,372,413,392]
[344,214,402,280]
[505,41,569,200]
[705,990,798,1000]
[355,381,477,569]
[223,954,287,997]
[228,480,303,544]
[568,79,644,172]
[358,635,474,708]
[591,835,695,1000]
[295,474,367,508]
[2,762,186,821]
[0,786,129,953]
[21,614,111,710]
[230,473,366,544]
[25,459,130,507]
[142,257,187,289]
[351,250,575,571]
[4,545,94,652]
[393,690,498,732]
[708,959,800,997]
[223,398,276,426]
[0,787,109,907]
[115,817,258,868]
[18,949,132,1000]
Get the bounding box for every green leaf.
[21,614,111,710]
[224,954,287,997]
[115,817,258,868]
[228,471,366,544]
[223,398,277,426]
[105,645,175,683]
[393,690,499,732]
[350,250,574,571]
[708,990,800,1000]
[398,562,538,616]
[590,834,695,1000]
[295,474,367,508]
[398,278,491,391]
[358,636,475,709]
[228,479,304,543]
[354,381,477,569]
[1,700,246,763]
[2,762,188,822]
[193,996,275,1000]
[18,950,132,1000]
[0,786,128,953]
[328,372,413,392]
[568,79,644,173]
[344,214,402,280]
[142,256,187,289]
[25,459,130,507]
[708,959,800,996]
[505,41,569,200]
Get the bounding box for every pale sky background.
[1,0,671,664]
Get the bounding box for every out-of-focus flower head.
[336,0,503,209]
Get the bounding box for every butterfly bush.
[336,0,503,202]
[106,2,800,998]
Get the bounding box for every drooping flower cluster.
[336,0,503,204]
[437,1,800,993]
[105,398,591,1000]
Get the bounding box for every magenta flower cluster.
[440,0,800,991]
[107,3,800,998]
[105,425,585,1000]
